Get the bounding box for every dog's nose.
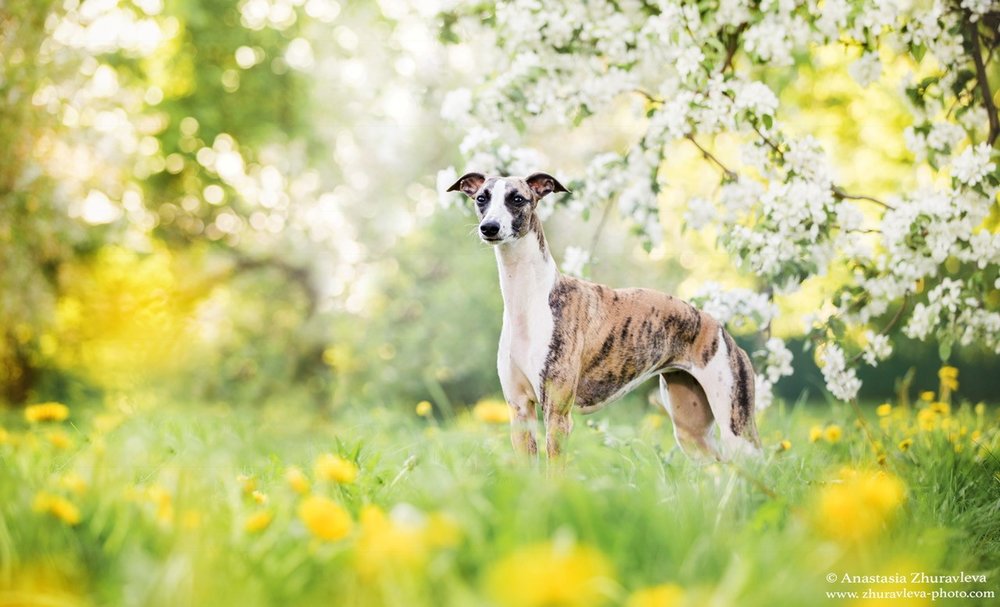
[480,221,500,238]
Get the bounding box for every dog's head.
[447,172,568,245]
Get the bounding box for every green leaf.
[762,114,773,129]
[938,341,952,362]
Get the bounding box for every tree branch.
[685,135,737,180]
[967,15,1000,145]
[718,23,748,75]
[850,294,910,364]
[831,186,894,210]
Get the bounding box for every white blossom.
[951,143,996,186]
[848,51,882,87]
[820,343,861,401]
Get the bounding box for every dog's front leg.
[508,395,538,456]
[542,386,575,460]
[544,404,573,459]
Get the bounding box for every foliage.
[438,0,1000,406]
[1,379,998,606]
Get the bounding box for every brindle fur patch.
[541,275,754,434]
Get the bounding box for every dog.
[448,171,761,460]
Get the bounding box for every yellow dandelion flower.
[487,540,614,607]
[626,584,685,607]
[182,510,202,529]
[876,403,892,417]
[245,510,273,533]
[809,425,823,443]
[33,492,81,526]
[147,484,174,525]
[898,438,913,451]
[314,453,358,484]
[472,398,510,424]
[252,490,268,504]
[237,474,256,494]
[355,504,428,576]
[426,512,462,548]
[46,430,73,450]
[777,439,792,452]
[919,391,935,402]
[298,495,352,541]
[24,402,70,423]
[0,426,9,445]
[974,402,985,416]
[285,466,310,494]
[971,430,982,442]
[59,472,87,496]
[938,366,958,391]
[824,425,843,444]
[642,413,664,430]
[814,468,906,544]
[917,408,938,432]
[415,400,433,417]
[930,402,950,415]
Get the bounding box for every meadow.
[2,371,998,607]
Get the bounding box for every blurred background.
[2,0,997,416]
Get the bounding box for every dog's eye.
[476,195,487,204]
[512,195,526,205]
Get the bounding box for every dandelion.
[472,398,510,424]
[876,403,892,417]
[809,425,823,443]
[641,414,664,430]
[919,391,935,402]
[24,402,70,423]
[237,474,256,494]
[929,402,950,415]
[298,495,352,541]
[898,438,913,451]
[917,408,938,432]
[626,584,685,607]
[314,453,358,484]
[486,540,614,607]
[46,430,73,450]
[252,490,268,504]
[777,439,792,452]
[938,366,958,391]
[974,403,985,417]
[147,484,174,525]
[824,425,843,444]
[181,510,202,529]
[285,466,310,494]
[355,504,429,576]
[60,472,87,495]
[244,510,273,533]
[33,492,81,526]
[814,468,906,543]
[415,400,432,417]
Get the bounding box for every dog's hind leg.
[690,337,761,459]
[658,372,719,461]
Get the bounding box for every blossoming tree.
[437,0,1000,406]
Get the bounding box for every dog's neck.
[494,216,558,310]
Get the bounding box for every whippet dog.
[448,171,761,460]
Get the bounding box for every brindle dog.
[448,171,761,460]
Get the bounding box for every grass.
[0,388,998,607]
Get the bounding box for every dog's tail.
[732,344,762,449]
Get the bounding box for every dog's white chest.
[496,265,555,402]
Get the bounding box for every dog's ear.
[525,172,569,199]
[447,172,486,198]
